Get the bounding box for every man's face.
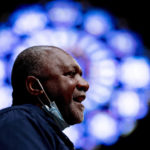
[42,50,89,125]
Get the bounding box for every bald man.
[0,46,89,150]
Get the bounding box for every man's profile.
[0,46,89,150]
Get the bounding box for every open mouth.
[73,95,86,103]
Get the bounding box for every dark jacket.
[0,104,75,150]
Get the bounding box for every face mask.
[35,78,70,130]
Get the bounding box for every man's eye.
[64,71,76,77]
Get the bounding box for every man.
[0,46,89,150]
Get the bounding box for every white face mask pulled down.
[35,78,69,130]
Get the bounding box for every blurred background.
[0,0,150,149]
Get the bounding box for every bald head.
[11,45,69,105]
[11,45,89,125]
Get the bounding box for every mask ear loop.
[34,78,70,130]
[34,78,52,108]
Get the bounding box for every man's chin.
[66,115,84,125]
[60,103,84,125]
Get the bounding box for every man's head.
[11,46,89,125]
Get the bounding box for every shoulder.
[0,104,40,123]
[0,104,57,133]
[0,104,57,149]
[0,104,74,150]
[0,104,43,131]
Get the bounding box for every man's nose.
[77,76,89,92]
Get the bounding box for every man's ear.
[26,76,43,96]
